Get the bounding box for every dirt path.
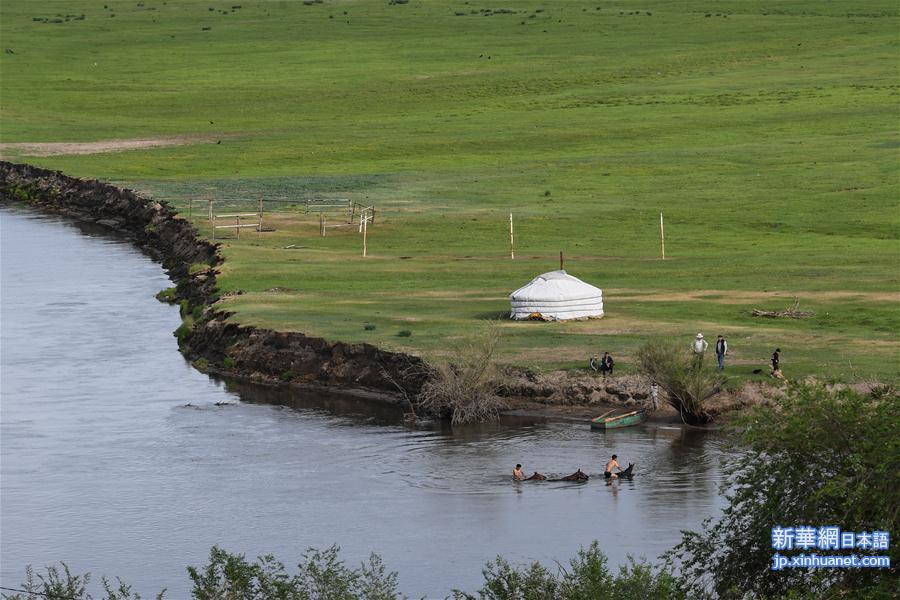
[0,136,220,157]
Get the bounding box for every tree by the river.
[666,382,899,599]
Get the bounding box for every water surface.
[1,208,726,597]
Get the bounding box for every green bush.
[223,357,236,369]
[666,382,900,598]
[155,287,177,303]
[417,323,506,425]
[452,542,683,599]
[637,338,725,425]
[397,329,412,337]
[174,316,194,344]
[187,545,399,599]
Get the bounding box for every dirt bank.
[0,161,775,421]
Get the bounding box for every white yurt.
[509,270,604,321]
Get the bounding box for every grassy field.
[2,0,897,381]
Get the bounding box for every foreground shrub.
[637,338,725,424]
[417,322,506,425]
[666,382,900,598]
[187,545,400,600]
[10,543,685,600]
[2,563,163,599]
[452,541,683,599]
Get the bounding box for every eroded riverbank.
[0,161,777,420]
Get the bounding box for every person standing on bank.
[715,335,728,370]
[771,348,780,373]
[692,333,708,366]
[602,352,615,377]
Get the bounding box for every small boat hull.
[591,410,646,430]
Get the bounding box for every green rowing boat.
[591,409,647,430]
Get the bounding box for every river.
[0,207,727,597]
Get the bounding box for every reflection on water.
[0,208,727,598]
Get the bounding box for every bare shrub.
[417,323,507,425]
[637,338,725,425]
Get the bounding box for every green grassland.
[2,0,898,381]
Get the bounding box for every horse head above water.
[559,469,589,481]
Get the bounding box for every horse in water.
[521,469,587,482]
[550,469,589,482]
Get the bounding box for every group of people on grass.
[592,333,782,378]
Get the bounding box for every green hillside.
[2,0,897,380]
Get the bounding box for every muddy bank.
[0,161,772,420]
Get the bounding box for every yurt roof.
[509,270,602,302]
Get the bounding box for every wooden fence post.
[363,216,368,257]
[509,213,515,260]
[660,212,666,260]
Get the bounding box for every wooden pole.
[560,250,564,271]
[362,216,368,257]
[188,197,193,220]
[509,213,515,260]
[236,215,241,238]
[212,212,216,240]
[207,199,213,225]
[660,212,666,260]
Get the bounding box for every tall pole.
[560,250,564,271]
[660,212,666,260]
[362,216,368,257]
[509,213,515,260]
